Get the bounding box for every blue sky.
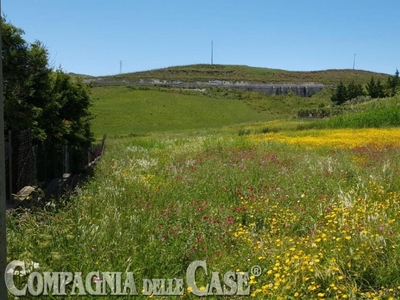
[3,0,399,76]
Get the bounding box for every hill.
[88,64,396,138]
[96,64,389,85]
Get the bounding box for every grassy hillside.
[99,64,389,85]
[89,85,331,137]
[88,64,392,139]
[299,95,400,130]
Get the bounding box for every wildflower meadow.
[6,126,400,299]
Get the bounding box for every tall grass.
[6,128,400,299]
[327,105,400,128]
[298,99,400,130]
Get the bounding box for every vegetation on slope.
[89,85,332,137]
[296,95,400,130]
[99,64,389,85]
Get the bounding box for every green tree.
[366,77,385,99]
[2,18,41,132]
[331,81,348,105]
[2,17,94,169]
[386,69,400,97]
[49,70,93,151]
[376,79,385,98]
[347,80,365,100]
[26,41,54,141]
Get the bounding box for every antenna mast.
[211,41,213,65]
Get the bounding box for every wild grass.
[297,95,400,130]
[7,127,400,299]
[89,85,330,138]
[327,105,400,128]
[89,86,271,137]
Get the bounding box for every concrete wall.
[88,79,325,98]
[225,83,325,97]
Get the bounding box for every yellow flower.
[250,128,400,149]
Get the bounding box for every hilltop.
[94,64,390,85]
[87,64,398,138]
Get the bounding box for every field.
[6,70,400,299]
[7,127,400,299]
[89,86,274,137]
[89,85,331,138]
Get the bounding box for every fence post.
[7,130,12,202]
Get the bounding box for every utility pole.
[211,41,213,65]
[353,54,356,70]
[0,0,9,298]
[120,60,122,74]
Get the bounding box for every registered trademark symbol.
[251,265,262,277]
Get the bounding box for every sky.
[2,0,399,76]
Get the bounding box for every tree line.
[2,17,93,169]
[331,70,400,105]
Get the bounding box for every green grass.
[7,129,400,299]
[326,105,400,128]
[90,86,272,137]
[99,64,389,85]
[297,95,400,130]
[89,85,331,138]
